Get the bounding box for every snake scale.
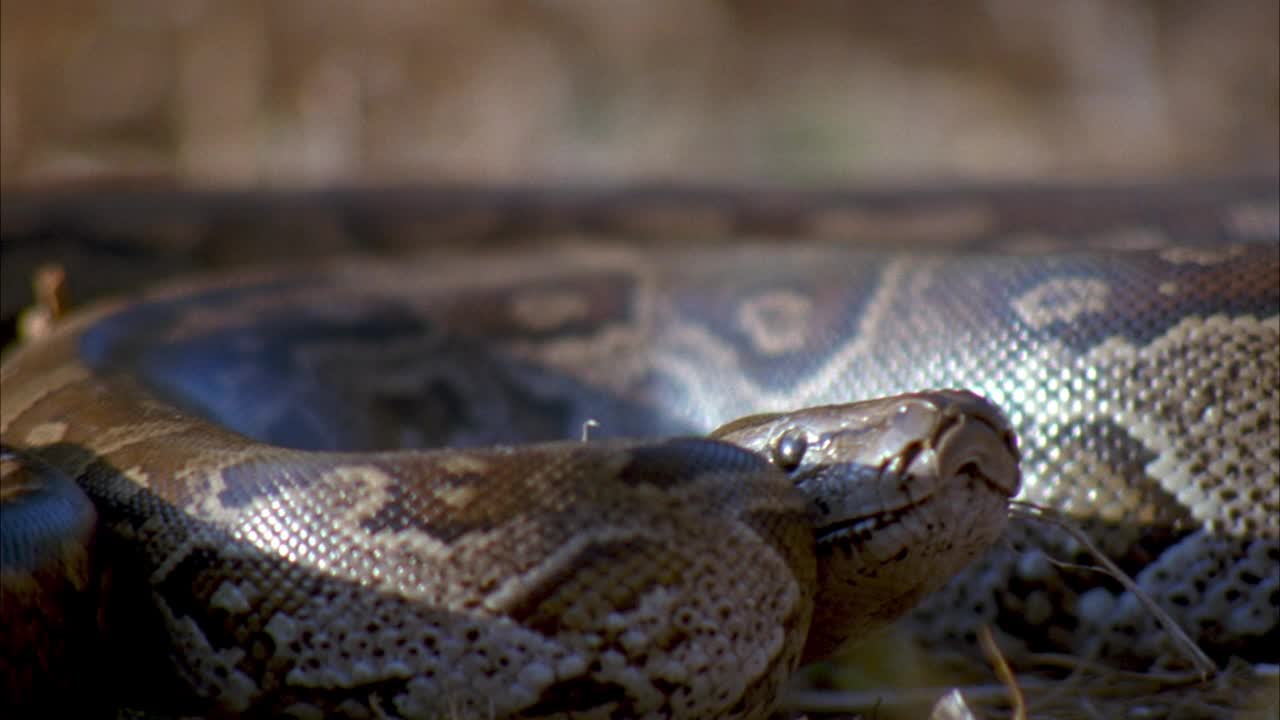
[0,180,1277,718]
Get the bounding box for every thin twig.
[979,625,1027,720]
[1010,501,1218,679]
[1022,652,1217,685]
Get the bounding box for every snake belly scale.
[1,225,1278,717]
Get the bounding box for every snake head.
[712,389,1021,662]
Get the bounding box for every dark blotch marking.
[217,459,298,509]
[359,471,495,540]
[521,676,633,717]
[616,438,767,489]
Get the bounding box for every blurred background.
[2,0,1277,190]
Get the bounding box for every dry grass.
[779,501,1280,719]
[786,656,1279,719]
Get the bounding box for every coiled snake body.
[1,184,1277,717]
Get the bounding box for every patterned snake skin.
[0,181,1277,718]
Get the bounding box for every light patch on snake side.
[121,465,153,489]
[655,257,918,423]
[91,420,200,455]
[482,527,654,617]
[510,290,592,332]
[517,325,654,393]
[209,579,258,614]
[23,420,68,445]
[439,453,490,476]
[1158,245,1247,266]
[736,291,813,356]
[161,611,259,712]
[1012,277,1110,329]
[0,458,40,501]
[433,483,483,511]
[317,466,398,529]
[1227,201,1280,240]
[263,611,302,648]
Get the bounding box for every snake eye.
[772,431,808,472]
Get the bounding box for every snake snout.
[853,389,1021,501]
[923,390,1022,499]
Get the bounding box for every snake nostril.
[898,440,924,474]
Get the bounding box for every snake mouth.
[813,493,929,543]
